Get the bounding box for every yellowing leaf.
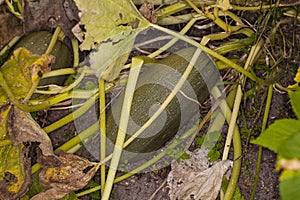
[294,67,300,83]
[0,145,26,193]
[73,0,150,50]
[0,48,54,199]
[0,48,53,101]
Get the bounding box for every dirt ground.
[0,1,299,200]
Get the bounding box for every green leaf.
[73,0,150,50]
[280,170,300,200]
[289,90,300,119]
[251,119,300,153]
[208,149,220,162]
[86,31,136,81]
[279,133,300,159]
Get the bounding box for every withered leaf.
[31,150,98,200]
[139,2,158,23]
[167,149,233,200]
[8,106,57,158]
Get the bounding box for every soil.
[0,1,299,200]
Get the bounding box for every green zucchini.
[14,31,72,85]
[106,47,219,157]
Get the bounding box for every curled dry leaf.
[31,150,99,200]
[0,105,59,199]
[167,149,233,200]
[8,106,58,160]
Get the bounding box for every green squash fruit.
[14,31,72,85]
[106,47,219,159]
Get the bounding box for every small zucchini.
[106,47,219,157]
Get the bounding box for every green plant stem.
[45,26,61,55]
[223,34,265,199]
[0,72,51,112]
[42,68,76,78]
[99,78,106,193]
[43,94,98,133]
[158,13,200,25]
[185,0,253,37]
[222,84,242,160]
[5,0,22,19]
[58,69,87,93]
[214,37,253,55]
[250,85,273,200]
[23,77,40,103]
[0,36,21,60]
[156,1,218,16]
[231,2,300,11]
[101,57,143,200]
[148,16,198,58]
[211,87,242,200]
[71,39,79,67]
[150,23,261,83]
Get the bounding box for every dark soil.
[0,1,299,200]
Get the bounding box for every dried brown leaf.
[167,149,232,200]
[31,150,98,200]
[8,106,57,158]
[139,2,157,23]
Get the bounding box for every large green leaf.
[252,119,300,154]
[86,30,136,81]
[279,132,300,159]
[280,170,300,200]
[73,0,150,50]
[289,90,300,119]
